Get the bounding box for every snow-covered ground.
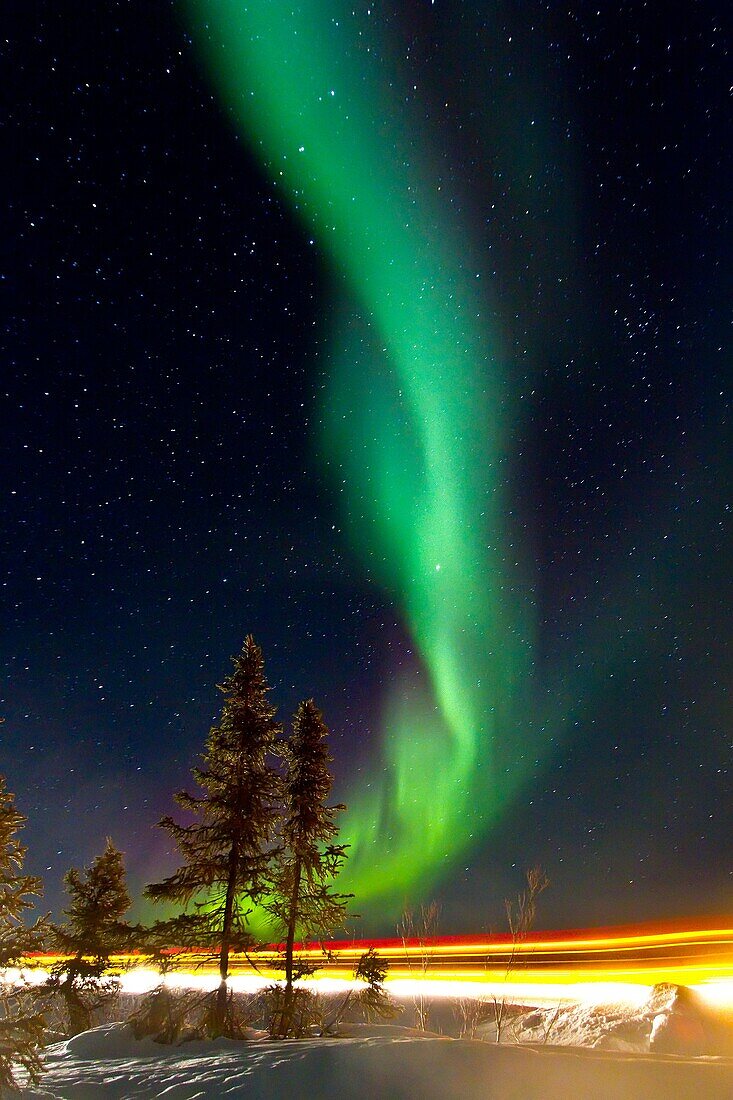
[20,1021,733,1099]
[11,974,733,1097]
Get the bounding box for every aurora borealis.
[3,2,730,931]
[182,0,542,908]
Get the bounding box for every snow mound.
[62,1022,256,1061]
[477,983,733,1056]
[333,1022,446,1040]
[23,1021,733,1099]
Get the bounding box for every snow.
[19,1021,733,1099]
[10,976,733,1097]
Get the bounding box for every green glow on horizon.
[184,1,541,914]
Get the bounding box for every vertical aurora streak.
[184,1,541,913]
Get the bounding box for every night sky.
[3,2,730,934]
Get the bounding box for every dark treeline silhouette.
[0,635,391,1073]
[142,635,360,1037]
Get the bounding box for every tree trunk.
[280,859,302,1038]
[216,841,239,1034]
[64,981,90,1037]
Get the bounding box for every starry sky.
[3,1,730,933]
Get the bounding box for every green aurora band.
[184,1,542,914]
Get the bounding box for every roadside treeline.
[0,637,394,1089]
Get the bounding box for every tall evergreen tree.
[49,839,132,1036]
[267,699,350,1038]
[0,774,46,1088]
[145,635,282,1034]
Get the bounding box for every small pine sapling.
[323,948,398,1034]
[0,774,47,1090]
[49,839,132,1036]
[262,982,324,1040]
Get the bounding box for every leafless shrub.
[493,865,549,1043]
[454,995,493,1039]
[541,1003,563,1044]
[397,901,440,1030]
[128,985,202,1044]
[194,984,257,1040]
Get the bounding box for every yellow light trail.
[25,922,733,1008]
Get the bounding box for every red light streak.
[27,919,733,991]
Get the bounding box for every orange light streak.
[25,921,733,1000]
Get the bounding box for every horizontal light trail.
[26,921,733,996]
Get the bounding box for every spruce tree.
[0,775,46,1089]
[145,635,282,1034]
[49,839,132,1036]
[324,948,398,1033]
[267,699,350,1038]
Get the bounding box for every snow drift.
[19,1020,733,1099]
